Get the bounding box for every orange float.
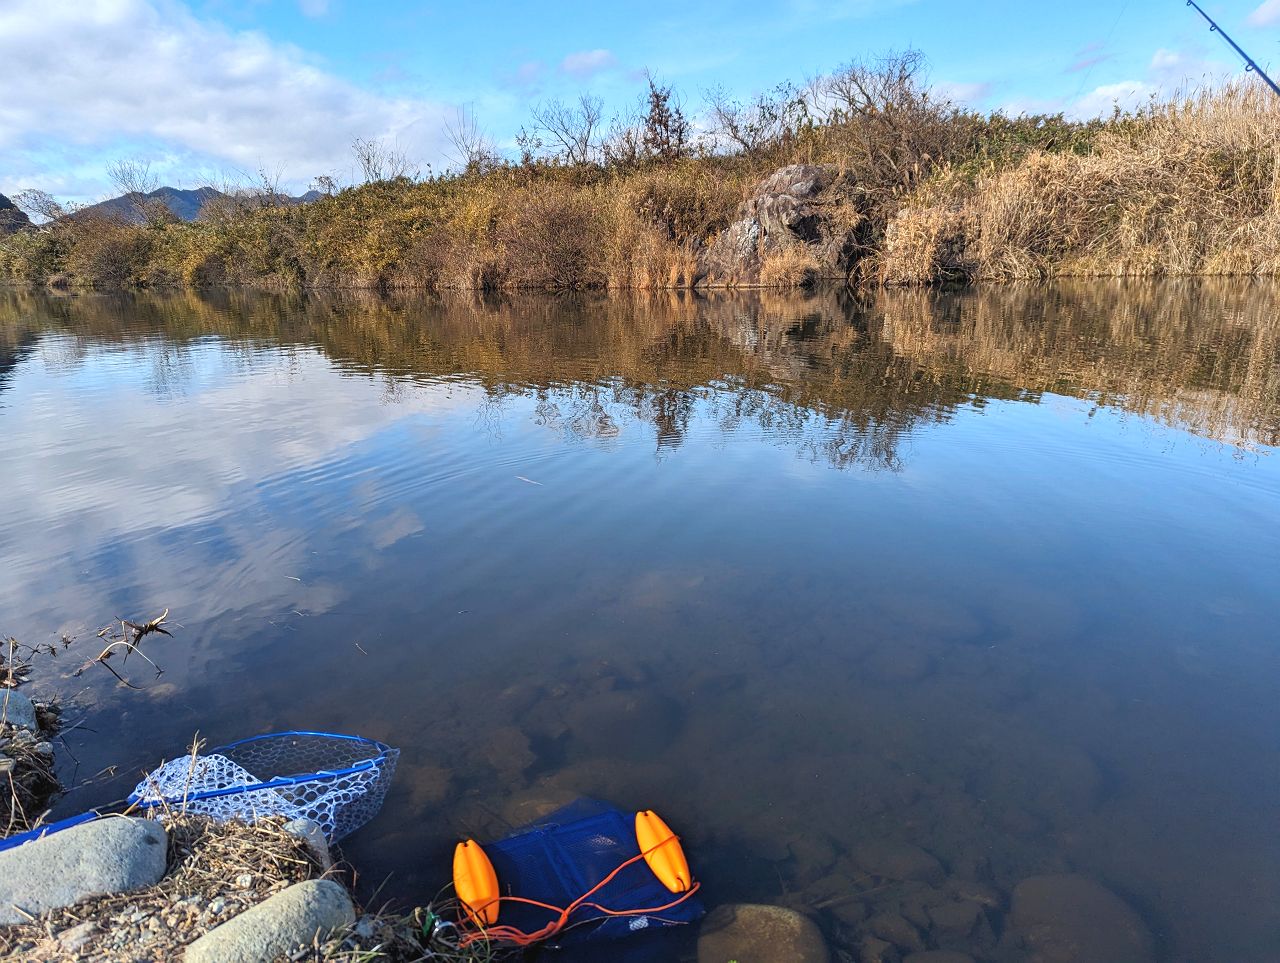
[453,839,500,925]
[634,810,691,893]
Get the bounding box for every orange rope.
[458,835,700,948]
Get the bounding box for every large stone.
[1010,874,1155,963]
[852,840,945,885]
[699,165,854,286]
[698,903,829,963]
[0,817,167,924]
[867,912,926,952]
[904,954,975,963]
[0,689,37,731]
[184,879,355,963]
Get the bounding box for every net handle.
[126,731,396,807]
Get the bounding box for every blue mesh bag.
[480,798,704,948]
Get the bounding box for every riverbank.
[2,76,1276,293]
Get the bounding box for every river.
[0,282,1276,961]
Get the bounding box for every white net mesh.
[130,732,398,843]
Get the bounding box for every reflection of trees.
[0,280,1276,465]
[879,281,1280,448]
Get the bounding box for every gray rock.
[868,912,926,952]
[852,840,945,885]
[698,903,829,963]
[56,919,99,952]
[564,688,683,761]
[184,879,355,963]
[903,954,974,963]
[858,935,898,963]
[928,900,983,938]
[0,817,167,924]
[1010,874,1155,963]
[699,165,853,286]
[283,817,333,871]
[0,689,37,731]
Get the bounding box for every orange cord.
[457,834,700,948]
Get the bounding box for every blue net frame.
[128,730,399,843]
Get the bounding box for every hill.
[76,186,322,224]
[0,194,32,235]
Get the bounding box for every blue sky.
[3,0,1278,203]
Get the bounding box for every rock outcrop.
[698,165,860,287]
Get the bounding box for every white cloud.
[0,0,451,199]
[298,0,331,16]
[933,81,991,106]
[1249,0,1280,26]
[1069,80,1160,119]
[1148,47,1229,87]
[559,49,617,78]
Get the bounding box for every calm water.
[1,283,1277,961]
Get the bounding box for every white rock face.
[184,879,355,963]
[0,817,168,924]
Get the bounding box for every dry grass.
[759,245,823,288]
[882,82,1280,284]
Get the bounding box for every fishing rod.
[1185,0,1280,98]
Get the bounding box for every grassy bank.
[2,58,1277,291]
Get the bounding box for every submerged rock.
[698,903,830,963]
[852,840,945,885]
[1010,874,1155,963]
[867,912,926,952]
[184,879,354,963]
[0,817,167,924]
[564,688,683,761]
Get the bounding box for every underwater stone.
[0,817,167,924]
[697,903,829,963]
[1010,874,1155,963]
[184,879,354,963]
[852,839,946,885]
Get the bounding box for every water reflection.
[0,283,1277,962]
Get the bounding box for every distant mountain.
[75,186,324,224]
[0,193,32,235]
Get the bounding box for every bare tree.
[352,137,419,183]
[310,174,340,196]
[602,113,644,167]
[12,189,67,223]
[105,158,177,226]
[706,82,811,157]
[816,49,958,191]
[106,158,159,198]
[820,48,934,124]
[641,75,691,161]
[444,105,498,172]
[531,94,604,165]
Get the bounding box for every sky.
[2,0,1278,204]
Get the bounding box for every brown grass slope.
[2,70,1277,291]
